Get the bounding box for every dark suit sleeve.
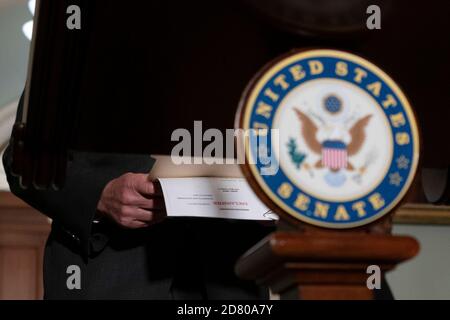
[2,96,155,257]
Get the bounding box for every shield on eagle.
[322,140,348,170]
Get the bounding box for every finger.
[134,177,163,197]
[131,208,155,222]
[122,192,165,208]
[150,210,167,224]
[126,220,149,229]
[136,197,166,210]
[142,211,167,227]
[133,175,156,194]
[150,182,164,197]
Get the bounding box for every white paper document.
[158,177,278,221]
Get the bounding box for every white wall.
[387,224,450,299]
[0,0,29,108]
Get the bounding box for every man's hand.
[97,173,165,229]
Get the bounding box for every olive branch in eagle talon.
[287,138,307,169]
[293,108,372,171]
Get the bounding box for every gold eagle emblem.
[294,108,372,172]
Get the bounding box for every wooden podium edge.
[235,231,419,300]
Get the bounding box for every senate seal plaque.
[236,49,419,228]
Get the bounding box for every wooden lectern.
[236,219,419,300]
[234,49,420,300]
